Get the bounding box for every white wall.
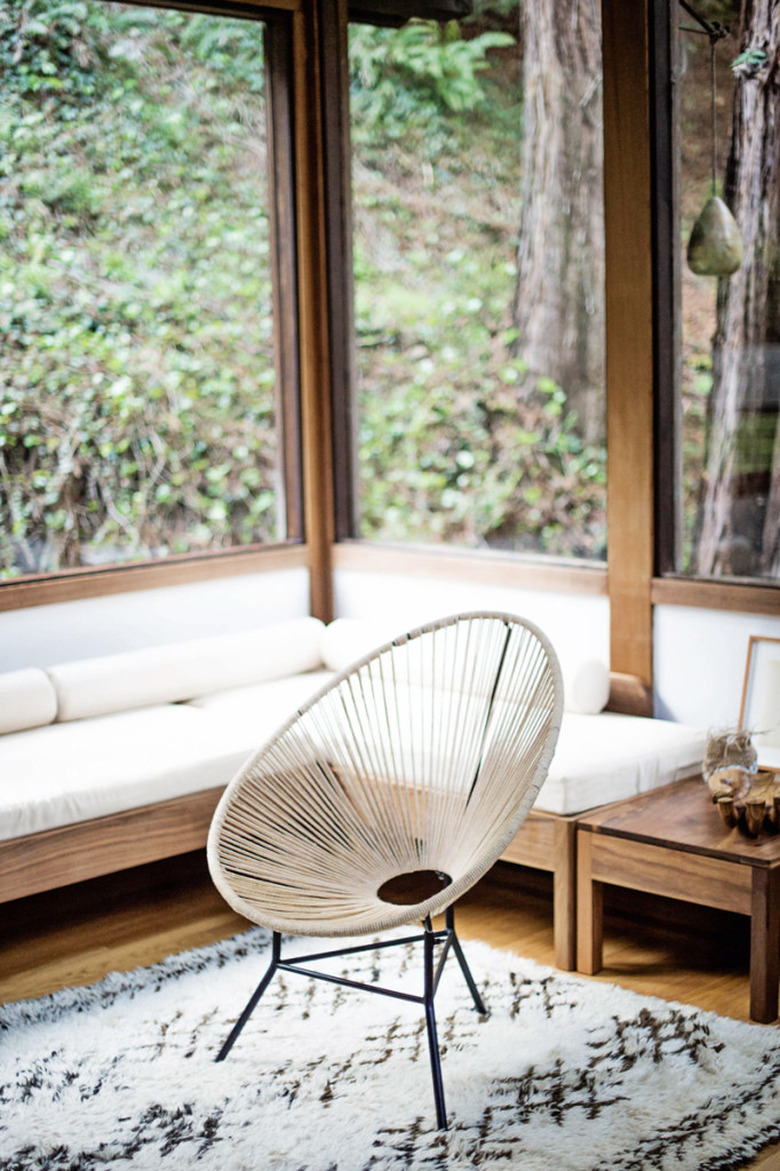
[333,568,610,667]
[0,568,310,671]
[5,561,778,731]
[653,604,780,728]
[337,569,780,731]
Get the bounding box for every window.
[0,1,299,581]
[674,0,780,583]
[346,0,606,561]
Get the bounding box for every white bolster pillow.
[560,656,610,714]
[0,668,59,734]
[47,616,326,722]
[320,618,400,672]
[323,620,610,714]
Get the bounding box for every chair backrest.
[208,612,563,936]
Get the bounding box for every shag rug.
[2,928,780,1171]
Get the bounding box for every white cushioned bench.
[0,618,331,841]
[0,614,706,968]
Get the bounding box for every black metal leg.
[213,916,483,1129]
[446,906,487,1015]
[216,931,281,1062]
[423,921,448,1130]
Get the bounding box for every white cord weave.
[208,612,563,937]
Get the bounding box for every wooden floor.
[3,854,780,1169]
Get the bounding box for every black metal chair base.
[215,904,486,1130]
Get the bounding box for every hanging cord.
[678,0,729,40]
[678,0,730,197]
[710,34,717,195]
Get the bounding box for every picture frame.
[740,636,780,771]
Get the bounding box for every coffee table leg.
[750,867,780,1023]
[576,830,603,974]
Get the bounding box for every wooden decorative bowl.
[708,768,780,837]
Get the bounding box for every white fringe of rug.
[2,927,780,1171]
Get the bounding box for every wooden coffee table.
[576,775,780,1022]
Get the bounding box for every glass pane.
[349,2,606,560]
[678,1,780,581]
[0,3,280,578]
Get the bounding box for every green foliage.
[349,19,514,146]
[0,1,265,100]
[176,14,265,90]
[351,19,606,559]
[732,47,768,77]
[356,306,606,556]
[1,1,607,575]
[0,4,274,577]
[0,0,110,99]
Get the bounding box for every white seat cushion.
[0,663,706,841]
[534,711,707,815]
[186,671,336,739]
[0,674,338,842]
[0,705,251,841]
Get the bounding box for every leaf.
[731,48,767,77]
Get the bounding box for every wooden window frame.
[329,0,654,668]
[0,0,308,613]
[650,0,780,618]
[329,0,780,689]
[6,0,778,635]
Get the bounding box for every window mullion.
[266,19,304,541]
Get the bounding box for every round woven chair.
[208,611,562,1129]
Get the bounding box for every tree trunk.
[511,0,604,442]
[695,0,780,577]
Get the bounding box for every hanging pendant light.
[684,5,743,277]
[687,195,743,275]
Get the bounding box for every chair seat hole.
[377,870,453,905]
